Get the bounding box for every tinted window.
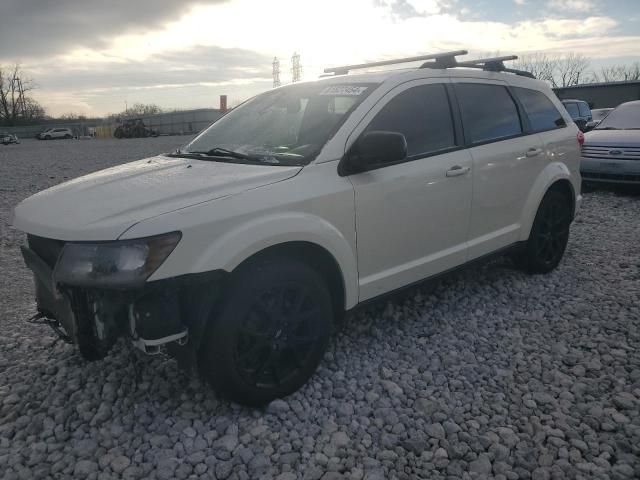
[455,84,522,144]
[578,102,590,117]
[366,84,455,157]
[513,87,566,132]
[564,102,579,118]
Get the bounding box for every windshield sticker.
[319,86,368,96]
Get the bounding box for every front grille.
[582,171,640,183]
[582,145,640,161]
[27,235,65,268]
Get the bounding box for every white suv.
[12,51,582,405]
[38,127,74,140]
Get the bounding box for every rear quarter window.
[578,102,591,117]
[564,103,580,118]
[513,87,566,132]
[455,83,522,144]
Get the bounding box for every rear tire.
[199,258,333,406]
[518,190,572,274]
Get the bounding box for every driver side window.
[365,84,456,158]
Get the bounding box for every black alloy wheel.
[519,190,572,274]
[199,259,332,406]
[235,285,324,389]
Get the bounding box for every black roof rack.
[323,50,468,75]
[422,54,536,78]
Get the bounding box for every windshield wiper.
[187,147,254,160]
[595,126,620,130]
[169,148,267,164]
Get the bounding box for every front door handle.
[446,165,470,177]
[526,147,543,157]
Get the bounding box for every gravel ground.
[1,138,639,480]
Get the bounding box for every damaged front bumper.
[21,235,223,364]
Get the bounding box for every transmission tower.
[272,57,281,88]
[12,77,28,118]
[291,52,302,83]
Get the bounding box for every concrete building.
[554,80,640,109]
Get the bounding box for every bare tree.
[591,62,640,83]
[555,53,589,88]
[0,63,46,125]
[23,97,46,123]
[124,103,163,117]
[513,53,557,84]
[513,52,589,88]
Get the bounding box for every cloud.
[0,0,226,59]
[374,0,444,19]
[546,0,595,12]
[24,44,272,115]
[514,0,526,5]
[5,0,638,116]
[35,45,272,92]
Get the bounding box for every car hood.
[12,155,302,241]
[584,129,640,147]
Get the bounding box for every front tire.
[518,190,572,274]
[199,259,333,406]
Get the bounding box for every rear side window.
[513,87,566,132]
[455,83,522,144]
[366,83,456,158]
[564,103,579,118]
[578,102,590,117]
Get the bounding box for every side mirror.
[346,131,408,174]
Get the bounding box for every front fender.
[152,212,359,309]
[518,161,574,242]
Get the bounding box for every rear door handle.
[445,165,470,177]
[526,147,543,157]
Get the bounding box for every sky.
[0,0,639,117]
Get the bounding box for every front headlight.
[54,232,181,288]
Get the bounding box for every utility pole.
[272,57,281,88]
[291,52,302,83]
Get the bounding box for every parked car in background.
[38,128,74,140]
[581,100,640,185]
[13,51,582,405]
[562,99,592,132]
[1,132,20,145]
[586,108,613,130]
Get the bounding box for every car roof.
[618,100,640,107]
[562,99,588,103]
[291,65,545,90]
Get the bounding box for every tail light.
[577,131,585,147]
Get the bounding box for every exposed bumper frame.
[20,244,225,364]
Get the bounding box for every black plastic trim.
[350,242,525,312]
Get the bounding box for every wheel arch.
[519,163,577,242]
[231,241,348,320]
[172,213,359,310]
